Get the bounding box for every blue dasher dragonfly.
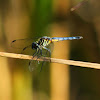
[11,36,83,71]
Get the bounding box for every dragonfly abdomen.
[52,36,83,42]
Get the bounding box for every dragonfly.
[11,36,83,71]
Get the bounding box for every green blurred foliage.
[30,0,52,36]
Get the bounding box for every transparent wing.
[47,42,54,54]
[11,38,35,49]
[28,58,46,72]
[29,60,39,71]
[28,47,51,72]
[29,50,43,71]
[11,37,39,54]
[42,42,54,57]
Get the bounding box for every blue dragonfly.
[11,36,83,71]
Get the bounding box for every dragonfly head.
[32,42,38,50]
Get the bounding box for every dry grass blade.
[71,0,88,11]
[0,52,100,69]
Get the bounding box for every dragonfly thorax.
[36,37,52,47]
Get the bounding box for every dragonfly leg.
[40,61,45,72]
[34,49,45,72]
[36,49,42,59]
[43,47,51,56]
[40,49,50,72]
[33,49,39,57]
[28,49,40,71]
[43,47,51,62]
[39,48,52,72]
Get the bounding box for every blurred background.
[0,0,100,100]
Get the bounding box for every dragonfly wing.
[11,38,38,54]
[11,38,35,49]
[48,42,54,53]
[42,42,54,57]
[28,48,50,72]
[29,60,39,71]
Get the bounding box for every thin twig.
[0,52,100,69]
[71,0,88,11]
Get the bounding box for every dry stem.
[0,52,100,69]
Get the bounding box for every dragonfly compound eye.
[32,42,38,50]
